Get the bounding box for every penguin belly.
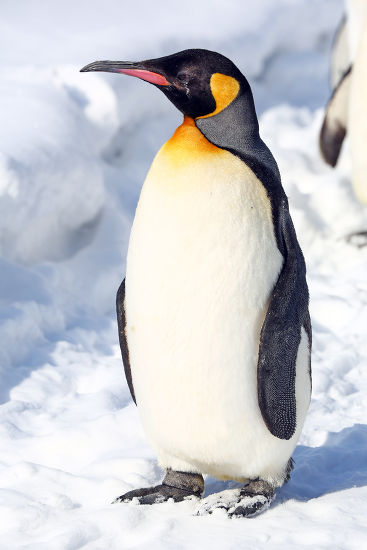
[349,18,367,204]
[125,121,311,485]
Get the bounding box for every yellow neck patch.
[160,116,222,167]
[197,73,240,119]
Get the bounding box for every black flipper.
[257,204,310,440]
[116,279,136,404]
[320,66,352,167]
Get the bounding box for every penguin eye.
[177,72,190,83]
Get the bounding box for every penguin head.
[80,49,249,119]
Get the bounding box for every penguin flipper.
[257,206,310,440]
[116,279,136,404]
[320,66,352,167]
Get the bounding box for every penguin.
[81,48,312,517]
[320,1,367,205]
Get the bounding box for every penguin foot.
[196,479,275,518]
[346,231,367,248]
[195,488,241,515]
[113,469,204,505]
[228,479,275,518]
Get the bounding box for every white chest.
[349,18,367,203]
[124,122,285,479]
[126,129,283,364]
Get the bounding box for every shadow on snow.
[204,424,367,505]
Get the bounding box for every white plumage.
[349,12,367,204]
[125,120,311,486]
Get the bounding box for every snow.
[1,0,367,547]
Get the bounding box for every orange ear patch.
[197,73,240,119]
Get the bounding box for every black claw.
[113,471,204,505]
[346,231,367,248]
[138,485,195,504]
[229,479,275,518]
[113,485,160,504]
[229,499,267,518]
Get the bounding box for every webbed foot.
[346,231,367,248]
[113,469,204,505]
[229,479,275,518]
[196,478,275,518]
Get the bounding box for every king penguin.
[81,49,312,517]
[320,0,367,205]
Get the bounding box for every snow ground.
[1,0,367,548]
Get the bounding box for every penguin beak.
[80,60,170,86]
